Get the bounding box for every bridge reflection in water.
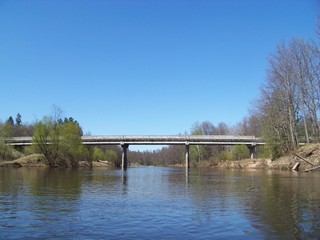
[6,135,264,169]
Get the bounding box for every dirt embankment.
[217,144,320,171]
[0,154,111,168]
[0,154,48,167]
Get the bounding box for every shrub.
[218,150,233,161]
[33,116,85,167]
[232,145,250,160]
[92,147,106,161]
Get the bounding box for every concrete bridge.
[5,135,264,169]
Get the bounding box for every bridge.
[5,135,264,169]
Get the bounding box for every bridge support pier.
[248,145,256,159]
[185,143,190,168]
[121,144,129,169]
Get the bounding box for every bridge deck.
[81,135,263,145]
[6,135,264,146]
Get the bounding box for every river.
[0,167,320,239]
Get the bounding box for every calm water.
[0,167,320,239]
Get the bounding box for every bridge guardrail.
[5,135,264,146]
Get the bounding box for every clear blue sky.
[0,0,319,138]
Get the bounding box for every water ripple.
[1,167,320,239]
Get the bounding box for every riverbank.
[1,144,320,171]
[0,154,48,167]
[0,154,111,168]
[217,143,320,171]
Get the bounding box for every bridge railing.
[5,135,264,146]
[80,135,263,145]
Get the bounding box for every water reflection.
[0,167,320,239]
[185,168,189,186]
[240,170,320,239]
[168,168,320,239]
[122,170,128,195]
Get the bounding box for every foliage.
[190,145,203,166]
[2,121,13,138]
[0,141,15,161]
[217,146,251,161]
[256,145,271,158]
[190,121,232,163]
[0,122,15,160]
[232,145,250,160]
[6,116,14,126]
[105,150,119,165]
[91,146,121,166]
[15,113,22,126]
[0,114,34,137]
[129,145,185,166]
[23,146,35,156]
[218,150,233,161]
[92,147,106,161]
[32,115,86,167]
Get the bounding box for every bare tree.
[267,41,300,148]
[254,38,320,156]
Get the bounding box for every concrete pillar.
[121,144,129,169]
[248,144,256,159]
[185,143,190,168]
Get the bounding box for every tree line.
[129,27,320,164]
[0,110,122,167]
[128,120,268,167]
[1,26,319,167]
[0,112,263,167]
[252,37,320,157]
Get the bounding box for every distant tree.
[1,117,14,137]
[6,116,14,126]
[191,121,216,135]
[190,121,214,163]
[160,145,184,165]
[63,117,83,136]
[12,123,34,137]
[216,122,229,135]
[15,113,22,126]
[190,121,232,162]
[235,115,262,137]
